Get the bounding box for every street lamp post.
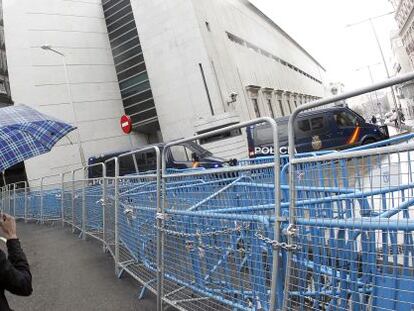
[346,11,402,127]
[355,63,384,124]
[41,44,86,167]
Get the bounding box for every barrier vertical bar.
[82,168,86,240]
[61,173,65,227]
[154,147,163,311]
[40,177,44,224]
[114,157,120,275]
[24,181,28,223]
[12,183,16,217]
[102,163,107,252]
[71,170,75,232]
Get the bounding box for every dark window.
[205,21,211,31]
[298,119,311,132]
[120,72,149,90]
[278,100,284,116]
[311,117,324,130]
[267,99,275,118]
[125,98,155,113]
[252,98,260,117]
[199,129,242,145]
[112,37,140,58]
[117,62,146,82]
[115,54,144,72]
[121,80,151,98]
[132,107,158,122]
[253,120,288,144]
[108,20,135,41]
[111,30,138,49]
[334,111,357,128]
[106,5,132,26]
[114,45,141,65]
[123,89,153,107]
[107,13,134,33]
[103,0,118,11]
[103,0,130,18]
[227,32,244,45]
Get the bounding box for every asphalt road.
[2,222,157,311]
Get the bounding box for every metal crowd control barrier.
[285,70,414,310]
[2,72,414,311]
[160,117,281,311]
[113,146,161,306]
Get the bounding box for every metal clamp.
[283,224,298,237]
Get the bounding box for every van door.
[295,115,333,152]
[332,110,360,148]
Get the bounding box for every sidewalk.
[2,222,157,311]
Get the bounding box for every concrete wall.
[132,0,325,159]
[3,0,146,180]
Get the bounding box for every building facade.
[0,0,11,108]
[3,0,325,180]
[390,1,414,118]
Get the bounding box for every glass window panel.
[108,20,135,41]
[120,72,148,90]
[297,119,311,132]
[116,54,144,72]
[125,98,154,113]
[123,89,153,107]
[311,117,324,130]
[104,0,130,19]
[110,30,138,49]
[118,62,146,82]
[112,37,140,58]
[131,108,157,123]
[121,80,150,98]
[106,5,132,26]
[114,45,141,65]
[107,13,134,33]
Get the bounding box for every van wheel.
[362,138,376,145]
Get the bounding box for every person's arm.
[0,214,32,296]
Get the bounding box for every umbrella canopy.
[0,105,76,171]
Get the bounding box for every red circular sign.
[120,115,132,134]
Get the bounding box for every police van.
[247,106,389,157]
[88,141,235,178]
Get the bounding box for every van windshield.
[253,120,288,145]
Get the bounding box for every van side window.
[334,112,357,128]
[297,119,311,132]
[170,146,191,162]
[311,117,324,130]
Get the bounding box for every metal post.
[61,173,65,227]
[102,163,107,252]
[155,147,163,311]
[24,181,28,223]
[82,168,86,240]
[40,177,44,224]
[12,183,16,217]
[71,170,75,232]
[368,18,400,127]
[114,157,120,275]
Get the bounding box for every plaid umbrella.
[0,104,76,171]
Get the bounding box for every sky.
[250,0,398,91]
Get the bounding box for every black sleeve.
[0,239,32,296]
